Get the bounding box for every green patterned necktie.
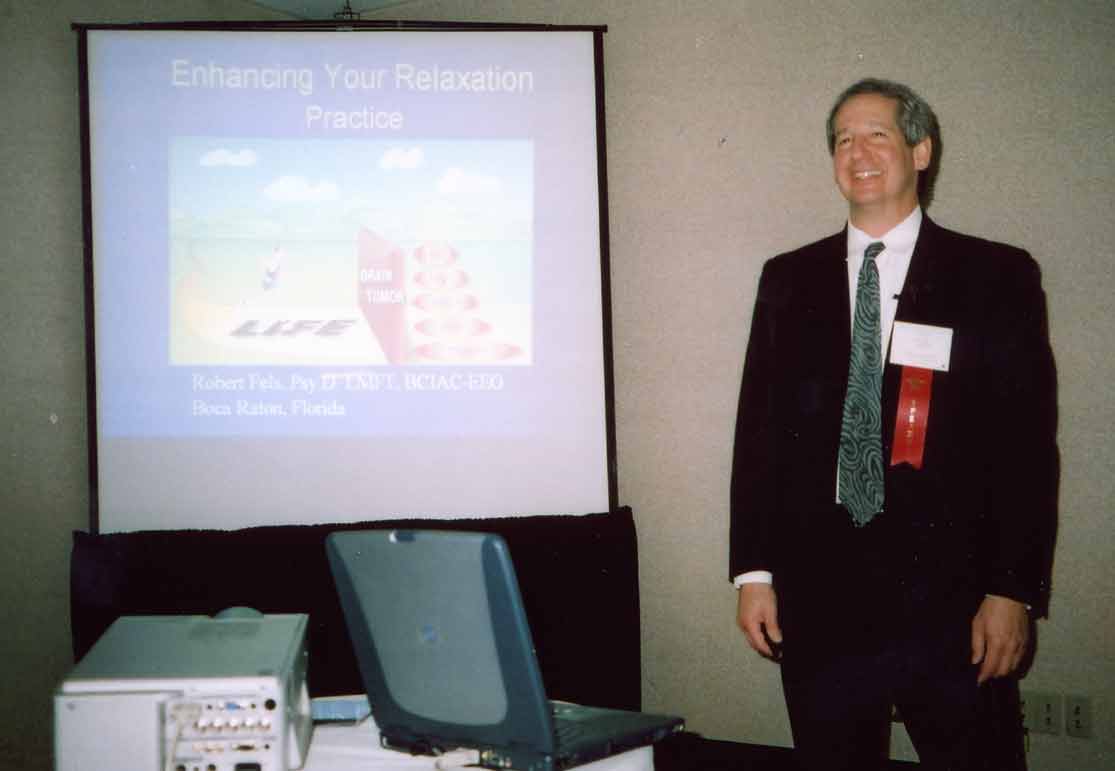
[839,241,885,526]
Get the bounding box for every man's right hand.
[736,582,783,660]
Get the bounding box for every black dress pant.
[780,626,1026,771]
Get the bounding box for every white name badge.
[890,321,953,372]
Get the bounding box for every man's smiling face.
[831,92,931,232]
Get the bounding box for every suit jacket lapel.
[804,230,852,462]
[810,230,853,415]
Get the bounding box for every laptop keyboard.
[551,703,586,748]
[554,718,584,747]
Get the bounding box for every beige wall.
[2,1,1112,769]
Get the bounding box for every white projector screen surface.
[82,26,612,532]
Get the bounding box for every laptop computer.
[326,529,683,771]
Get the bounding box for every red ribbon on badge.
[890,366,933,469]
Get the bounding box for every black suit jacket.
[729,216,1057,652]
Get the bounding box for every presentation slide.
[84,27,611,531]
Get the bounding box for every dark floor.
[654,732,920,770]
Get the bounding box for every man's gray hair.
[825,78,939,155]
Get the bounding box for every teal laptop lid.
[326,529,682,771]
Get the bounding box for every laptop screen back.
[326,529,555,753]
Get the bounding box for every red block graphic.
[357,229,409,364]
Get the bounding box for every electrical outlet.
[1065,695,1093,739]
[1021,690,1062,735]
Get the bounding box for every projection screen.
[77,22,615,532]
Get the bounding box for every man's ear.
[913,137,932,172]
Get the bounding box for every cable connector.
[167,701,203,728]
[164,702,203,771]
[434,748,481,769]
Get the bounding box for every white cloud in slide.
[200,148,258,167]
[437,167,501,195]
[263,175,340,202]
[379,147,425,170]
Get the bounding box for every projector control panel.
[166,696,284,771]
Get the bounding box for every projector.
[54,611,311,771]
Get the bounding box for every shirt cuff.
[733,570,773,587]
[987,593,1032,612]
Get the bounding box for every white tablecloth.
[302,720,654,771]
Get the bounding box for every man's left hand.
[971,594,1030,684]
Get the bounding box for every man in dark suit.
[730,78,1057,770]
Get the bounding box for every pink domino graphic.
[408,241,525,364]
[413,268,469,291]
[411,341,523,363]
[414,316,492,339]
[413,242,459,266]
[412,293,479,313]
